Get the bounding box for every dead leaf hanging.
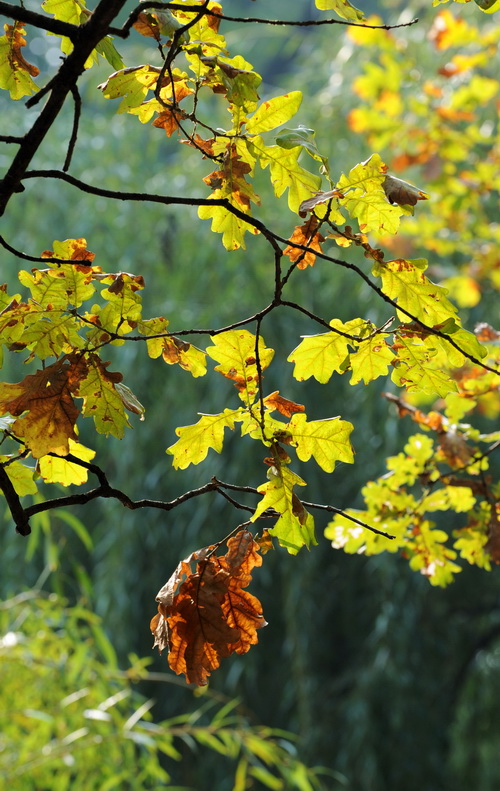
[151,530,266,685]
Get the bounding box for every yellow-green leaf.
[206,330,274,406]
[167,409,241,469]
[288,414,354,472]
[315,0,365,22]
[0,456,37,495]
[38,439,96,485]
[254,137,322,213]
[77,356,130,439]
[348,335,394,385]
[0,24,39,99]
[373,259,459,325]
[246,91,302,134]
[251,465,316,554]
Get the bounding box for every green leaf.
[77,356,130,439]
[95,37,124,71]
[288,414,354,472]
[251,465,316,554]
[167,409,241,469]
[246,91,302,134]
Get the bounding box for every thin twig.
[63,85,82,172]
[110,2,419,37]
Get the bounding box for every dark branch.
[0,1,81,40]
[63,85,82,172]
[0,0,129,216]
[110,2,418,37]
[0,465,31,535]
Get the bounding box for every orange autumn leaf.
[263,390,305,418]
[283,217,325,269]
[3,22,40,78]
[152,107,186,137]
[0,356,85,458]
[180,133,215,156]
[151,530,266,685]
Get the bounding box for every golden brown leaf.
[151,530,266,685]
[0,357,85,458]
[133,12,161,40]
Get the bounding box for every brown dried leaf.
[151,530,266,685]
[298,189,344,217]
[382,174,429,207]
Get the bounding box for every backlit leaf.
[288,413,355,472]
[0,23,39,99]
[246,91,302,134]
[167,409,241,469]
[251,465,316,554]
[0,456,37,495]
[206,330,274,406]
[315,0,365,22]
[38,439,96,485]
[0,358,84,458]
[77,354,130,439]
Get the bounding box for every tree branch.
[110,2,418,37]
[0,1,81,39]
[0,0,129,216]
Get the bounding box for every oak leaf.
[0,23,39,99]
[283,217,325,269]
[263,391,305,418]
[0,357,85,458]
[151,530,266,685]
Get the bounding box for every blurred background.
[1,0,500,788]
